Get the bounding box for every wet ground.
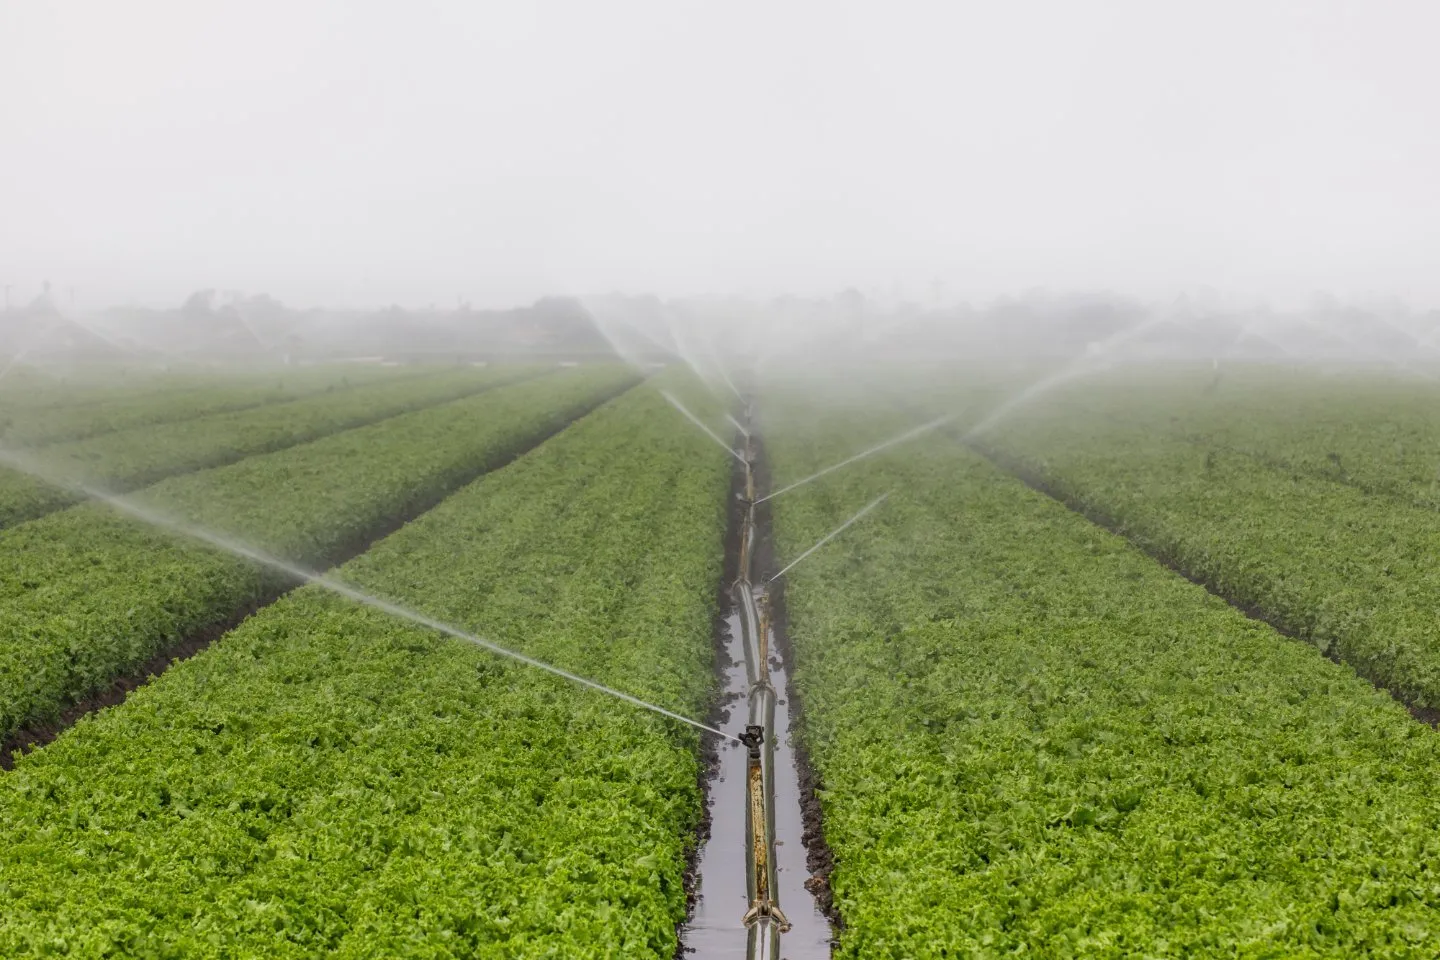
[683,610,832,959]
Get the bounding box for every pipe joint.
[742,899,792,933]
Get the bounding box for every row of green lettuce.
[0,366,636,746]
[964,368,1440,710]
[764,395,1440,959]
[1010,364,1440,511]
[0,375,729,958]
[0,365,218,409]
[0,365,260,413]
[0,363,416,447]
[0,364,541,530]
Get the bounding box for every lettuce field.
[3,360,1440,958]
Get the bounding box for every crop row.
[0,366,637,746]
[764,397,1440,958]
[1007,365,1440,509]
[0,364,539,530]
[875,362,1440,514]
[0,363,419,447]
[972,378,1440,710]
[0,375,730,958]
[878,364,1440,708]
[0,365,225,410]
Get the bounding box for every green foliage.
[0,365,544,530]
[1105,367,1440,509]
[0,364,411,447]
[0,376,729,958]
[978,366,1440,708]
[765,398,1440,958]
[0,368,250,413]
[0,367,637,742]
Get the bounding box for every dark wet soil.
[681,426,836,959]
[752,436,842,933]
[678,450,751,957]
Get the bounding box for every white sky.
[2,1,1438,310]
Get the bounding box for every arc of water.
[756,313,1181,505]
[660,390,747,464]
[55,307,187,363]
[229,300,274,353]
[757,414,956,504]
[661,310,725,400]
[768,492,891,582]
[62,312,149,358]
[0,444,740,745]
[577,300,655,372]
[704,332,744,400]
[963,314,1182,439]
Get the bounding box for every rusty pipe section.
[734,407,789,958]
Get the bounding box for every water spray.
[652,308,727,402]
[659,390,748,464]
[704,333,745,401]
[758,413,956,504]
[229,299,274,355]
[576,300,656,373]
[0,443,740,745]
[768,491,891,582]
[751,313,1189,508]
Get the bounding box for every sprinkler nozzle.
[739,724,764,759]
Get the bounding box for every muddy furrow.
[750,434,842,933]
[682,402,834,960]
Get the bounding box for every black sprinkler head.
[739,724,765,759]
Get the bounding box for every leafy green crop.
[970,367,1440,708]
[0,366,637,743]
[764,395,1440,959]
[0,365,543,530]
[1066,365,1440,510]
[0,374,729,958]
[0,367,219,410]
[0,363,414,447]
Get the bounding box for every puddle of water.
[767,646,833,957]
[685,611,832,959]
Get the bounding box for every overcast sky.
[2,1,1437,310]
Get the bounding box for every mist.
[4,0,1439,313]
[8,9,1440,956]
